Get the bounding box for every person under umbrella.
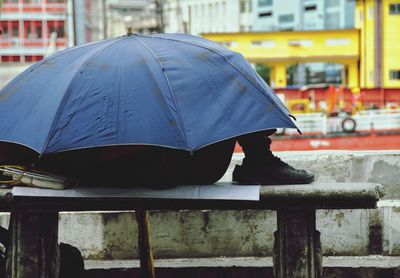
[0,32,313,188]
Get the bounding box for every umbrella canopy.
[0,33,298,155]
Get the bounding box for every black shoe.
[232,155,314,185]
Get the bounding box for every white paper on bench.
[11,182,260,201]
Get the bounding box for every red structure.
[0,0,69,63]
[275,87,400,113]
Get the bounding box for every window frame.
[304,4,317,12]
[389,3,400,15]
[389,70,400,80]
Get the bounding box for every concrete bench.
[0,182,384,278]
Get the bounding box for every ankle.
[242,151,276,165]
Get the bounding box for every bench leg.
[6,211,60,278]
[136,209,155,278]
[273,209,322,278]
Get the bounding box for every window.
[368,7,373,19]
[258,0,272,7]
[24,21,42,39]
[12,24,19,37]
[304,4,317,11]
[389,70,400,80]
[220,41,237,48]
[389,3,400,14]
[326,0,340,8]
[279,14,294,23]
[240,0,246,13]
[47,21,65,38]
[288,39,313,47]
[1,56,21,62]
[326,38,350,46]
[1,21,19,38]
[259,11,272,17]
[369,70,374,83]
[24,55,44,62]
[325,12,340,29]
[251,40,275,47]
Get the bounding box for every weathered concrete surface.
[381,200,400,255]
[259,182,383,201]
[5,203,393,259]
[100,210,276,259]
[22,206,400,259]
[57,212,145,260]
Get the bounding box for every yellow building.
[203,0,400,90]
[356,0,400,88]
[204,29,360,89]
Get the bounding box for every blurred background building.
[73,0,104,44]
[0,0,72,87]
[253,0,355,32]
[1,0,400,109]
[0,0,400,149]
[164,0,253,34]
[69,0,159,46]
[252,0,356,88]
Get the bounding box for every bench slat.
[0,182,383,211]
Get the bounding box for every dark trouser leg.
[160,138,236,185]
[233,130,315,185]
[237,129,276,165]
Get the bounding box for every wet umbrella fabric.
[0,33,298,155]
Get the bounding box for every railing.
[282,110,400,135]
[353,109,400,131]
[282,113,328,134]
[0,3,66,13]
[0,38,67,48]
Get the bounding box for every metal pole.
[71,0,76,46]
[102,0,107,39]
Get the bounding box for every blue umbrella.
[0,33,298,155]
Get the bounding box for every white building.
[165,0,253,35]
[253,0,355,32]
[107,0,159,36]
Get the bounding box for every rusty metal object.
[136,209,155,278]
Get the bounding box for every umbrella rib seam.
[132,36,191,151]
[144,35,297,130]
[41,37,125,155]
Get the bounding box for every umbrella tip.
[127,27,134,36]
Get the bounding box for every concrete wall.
[49,205,399,260]
[0,150,398,260]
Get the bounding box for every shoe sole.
[233,174,315,186]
